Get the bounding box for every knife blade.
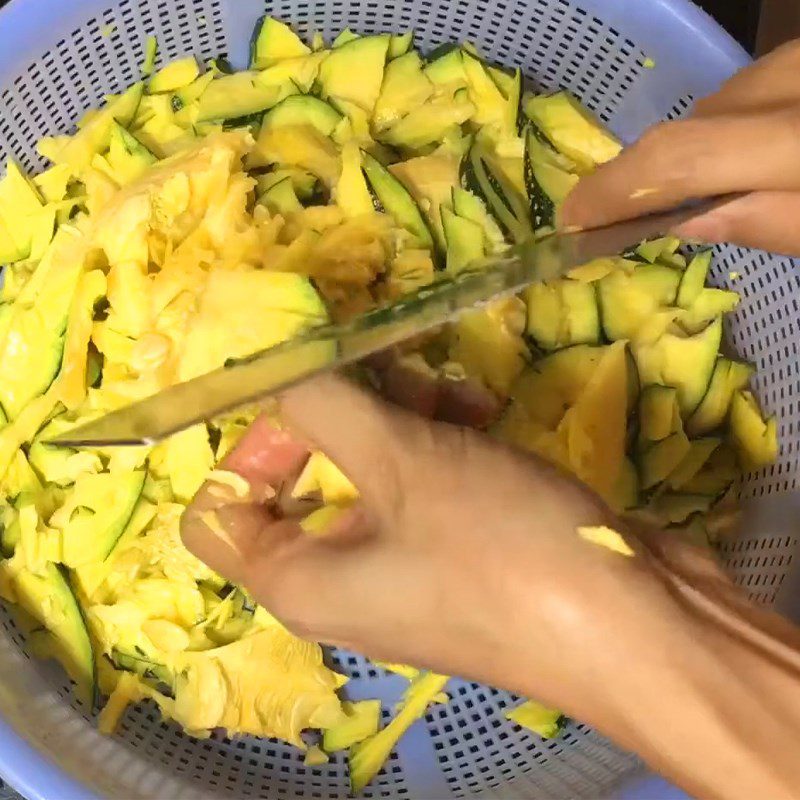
[50,195,737,447]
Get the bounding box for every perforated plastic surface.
[0,1,796,799]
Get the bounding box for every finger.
[181,493,297,586]
[279,372,421,509]
[222,414,310,497]
[694,41,800,118]
[675,191,800,256]
[562,110,800,230]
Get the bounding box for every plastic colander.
[0,1,798,798]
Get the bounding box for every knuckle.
[638,120,709,194]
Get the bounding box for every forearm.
[499,540,800,800]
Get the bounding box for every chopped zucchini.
[681,443,739,495]
[110,647,173,695]
[667,437,721,490]
[451,187,505,254]
[148,57,199,93]
[261,95,343,137]
[505,700,564,739]
[318,35,390,114]
[524,91,621,171]
[441,206,484,274]
[335,142,374,217]
[196,72,294,122]
[424,46,467,90]
[175,70,215,106]
[40,82,144,171]
[450,298,528,396]
[461,51,508,131]
[650,492,715,524]
[383,93,474,151]
[676,250,712,308]
[597,263,681,341]
[633,317,722,416]
[141,35,157,77]
[524,124,580,230]
[256,51,328,93]
[639,430,690,490]
[389,153,459,256]
[687,358,754,436]
[729,390,778,470]
[373,51,434,132]
[635,236,681,264]
[100,122,156,186]
[322,699,381,752]
[497,344,608,435]
[252,124,340,187]
[56,470,146,567]
[638,385,680,443]
[678,288,739,333]
[250,16,311,69]
[389,31,414,59]
[260,176,303,215]
[332,28,360,48]
[362,150,435,251]
[525,279,600,350]
[350,672,448,794]
[14,563,95,703]
[461,143,532,243]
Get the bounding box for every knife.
[50,195,737,447]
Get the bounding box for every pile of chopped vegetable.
[0,15,778,792]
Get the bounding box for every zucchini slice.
[14,563,95,704]
[250,16,311,69]
[639,430,691,490]
[361,150,435,251]
[259,176,302,215]
[461,143,532,243]
[635,236,681,265]
[332,28,360,48]
[424,46,467,90]
[686,357,754,436]
[524,124,580,230]
[638,384,680,444]
[383,92,474,151]
[373,51,434,133]
[389,31,414,59]
[451,187,506,253]
[525,279,600,350]
[261,95,343,137]
[524,90,621,171]
[441,206,484,274]
[318,35,391,114]
[681,443,739,495]
[196,72,294,122]
[148,57,199,94]
[667,437,721,490]
[633,316,723,416]
[678,288,739,333]
[335,142,374,217]
[597,263,681,342]
[729,390,779,470]
[676,250,712,308]
[461,51,508,130]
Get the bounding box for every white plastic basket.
[0,1,797,799]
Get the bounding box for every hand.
[181,375,800,800]
[563,39,800,256]
[180,374,665,709]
